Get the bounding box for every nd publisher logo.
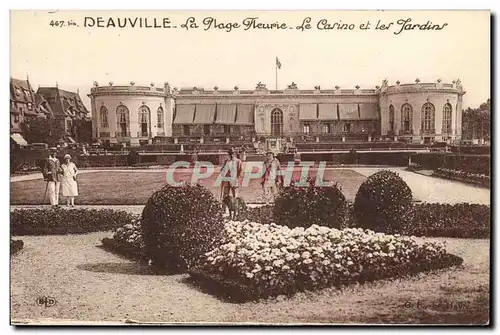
[36,296,56,308]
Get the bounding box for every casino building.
[88,79,465,148]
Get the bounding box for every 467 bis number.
[49,20,77,27]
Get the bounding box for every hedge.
[433,168,490,188]
[239,202,490,239]
[449,145,490,155]
[411,153,490,175]
[406,203,490,238]
[11,208,137,235]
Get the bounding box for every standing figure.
[293,148,301,165]
[61,154,79,206]
[220,148,243,200]
[43,147,63,206]
[261,151,282,205]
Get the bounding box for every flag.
[276,57,282,69]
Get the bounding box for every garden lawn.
[10,233,489,324]
[10,169,367,205]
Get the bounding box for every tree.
[462,99,490,141]
[74,118,92,144]
[22,117,51,144]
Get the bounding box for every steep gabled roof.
[37,87,89,117]
[35,93,54,117]
[11,78,36,103]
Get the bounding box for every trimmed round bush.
[141,184,224,271]
[273,178,347,229]
[353,170,413,233]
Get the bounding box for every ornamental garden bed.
[100,237,148,263]
[100,218,465,302]
[433,168,490,188]
[188,253,463,303]
[189,221,463,302]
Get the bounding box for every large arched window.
[116,105,130,137]
[270,108,283,136]
[442,103,452,134]
[100,106,109,128]
[388,105,395,132]
[421,102,435,133]
[157,107,164,129]
[401,103,413,133]
[138,105,151,137]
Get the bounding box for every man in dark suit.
[43,147,63,206]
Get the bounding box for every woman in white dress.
[61,154,78,206]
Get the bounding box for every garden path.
[10,232,489,324]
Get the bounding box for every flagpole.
[275,62,277,90]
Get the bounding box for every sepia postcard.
[9,9,491,326]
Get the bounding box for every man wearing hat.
[43,147,63,206]
[220,148,243,199]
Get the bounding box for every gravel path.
[11,233,489,324]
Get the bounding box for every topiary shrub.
[273,178,347,229]
[353,170,413,233]
[141,183,224,272]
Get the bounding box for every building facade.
[10,77,53,146]
[36,87,91,144]
[88,79,465,147]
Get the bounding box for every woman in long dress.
[61,154,78,206]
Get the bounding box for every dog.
[222,195,247,220]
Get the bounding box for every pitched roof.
[35,93,54,117]
[11,78,36,103]
[37,87,89,117]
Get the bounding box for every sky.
[10,10,490,111]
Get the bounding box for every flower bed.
[433,168,490,188]
[100,217,148,262]
[10,239,24,256]
[190,220,463,302]
[11,208,137,236]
